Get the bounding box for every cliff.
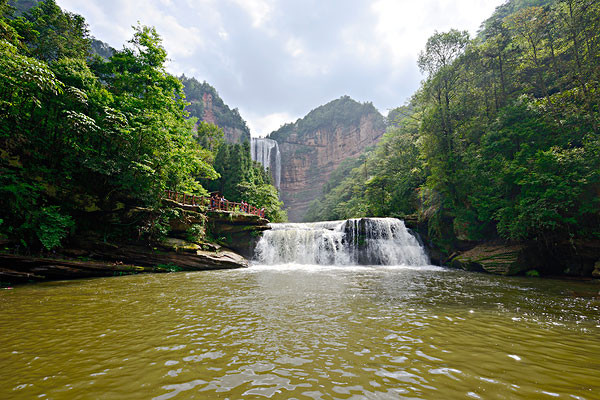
[181,76,251,144]
[8,0,40,14]
[270,96,386,221]
[0,201,270,285]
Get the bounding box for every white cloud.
[56,0,504,136]
[370,0,499,66]
[242,111,296,137]
[153,15,204,58]
[218,29,229,40]
[285,37,304,58]
[59,1,209,55]
[230,0,273,28]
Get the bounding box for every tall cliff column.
[269,97,386,222]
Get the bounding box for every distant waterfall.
[251,138,281,189]
[254,218,430,266]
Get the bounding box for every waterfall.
[254,218,430,266]
[251,138,281,189]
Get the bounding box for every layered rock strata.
[271,98,385,221]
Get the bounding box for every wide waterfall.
[254,218,429,266]
[251,138,281,188]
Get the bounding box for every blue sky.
[57,0,501,136]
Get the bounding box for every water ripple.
[0,267,599,399]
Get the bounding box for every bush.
[32,206,74,250]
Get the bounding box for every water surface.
[1,265,599,399]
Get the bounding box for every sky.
[57,0,502,137]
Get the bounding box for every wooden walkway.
[164,190,265,218]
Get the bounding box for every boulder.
[449,243,537,276]
[207,210,270,258]
[87,241,248,271]
[0,253,167,284]
[168,210,206,234]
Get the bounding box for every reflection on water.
[1,265,599,399]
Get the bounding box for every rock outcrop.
[0,253,167,284]
[448,243,539,275]
[0,200,271,285]
[180,76,251,144]
[88,240,249,271]
[0,241,248,285]
[270,96,385,221]
[207,210,270,258]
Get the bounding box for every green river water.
[1,264,599,399]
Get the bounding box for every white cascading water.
[254,218,430,266]
[251,138,281,189]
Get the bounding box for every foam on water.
[254,218,430,266]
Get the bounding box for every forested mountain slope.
[308,0,600,275]
[0,0,285,255]
[181,76,251,144]
[269,96,386,222]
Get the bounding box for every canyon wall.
[181,76,251,144]
[270,96,386,222]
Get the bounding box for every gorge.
[268,97,386,222]
[1,0,599,398]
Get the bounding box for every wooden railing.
[164,190,266,218]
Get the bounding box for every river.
[1,265,599,399]
[1,219,599,399]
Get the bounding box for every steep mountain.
[180,76,251,144]
[9,0,115,59]
[90,38,115,59]
[8,0,39,14]
[269,96,386,221]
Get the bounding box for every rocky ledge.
[446,240,600,277]
[0,203,273,285]
[447,243,536,275]
[207,210,270,258]
[0,238,248,285]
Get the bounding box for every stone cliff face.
[270,97,386,221]
[199,92,249,143]
[10,0,40,14]
[181,76,251,144]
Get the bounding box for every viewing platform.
[164,190,266,219]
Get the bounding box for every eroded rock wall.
[277,112,385,221]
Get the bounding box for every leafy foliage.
[206,142,287,222]
[0,2,222,250]
[310,0,600,252]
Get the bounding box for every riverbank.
[404,216,600,278]
[0,202,271,286]
[0,241,249,286]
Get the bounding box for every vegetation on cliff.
[0,0,283,254]
[207,142,286,222]
[180,76,251,144]
[306,0,600,273]
[269,96,385,143]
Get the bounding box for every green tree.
[15,0,90,61]
[99,25,217,202]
